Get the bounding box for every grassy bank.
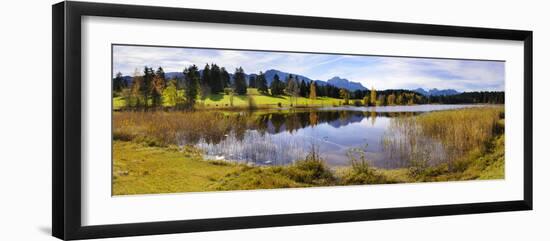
[113,132,503,195]
[113,106,505,195]
[113,141,308,194]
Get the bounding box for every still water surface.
[188,104,482,168]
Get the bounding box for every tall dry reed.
[382,106,503,166]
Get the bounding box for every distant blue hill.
[119,70,462,95]
[412,88,460,96]
[326,76,367,91]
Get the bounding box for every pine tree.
[200,64,211,100]
[141,66,155,108]
[233,67,247,95]
[270,74,283,96]
[256,71,268,94]
[220,67,230,89]
[210,64,222,93]
[155,67,165,82]
[299,79,308,97]
[113,72,125,92]
[183,65,200,108]
[248,76,256,88]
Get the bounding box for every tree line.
[113,63,505,110]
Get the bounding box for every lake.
[185,104,485,168]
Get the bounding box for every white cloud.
[113,45,504,91]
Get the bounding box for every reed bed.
[382,106,504,166]
[113,111,249,147]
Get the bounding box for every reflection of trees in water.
[178,110,417,146]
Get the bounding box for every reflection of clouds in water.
[194,117,401,167]
[197,130,308,165]
[187,105,479,168]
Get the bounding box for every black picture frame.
[52,1,533,240]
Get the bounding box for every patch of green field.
[113,97,125,110]
[114,88,347,110]
[198,88,346,109]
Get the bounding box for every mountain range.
[412,88,460,96]
[120,69,460,95]
[161,69,368,91]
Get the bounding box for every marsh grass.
[113,111,249,147]
[112,106,505,195]
[339,145,390,184]
[281,145,335,185]
[383,106,503,167]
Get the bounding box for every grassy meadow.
[114,88,347,110]
[113,106,504,195]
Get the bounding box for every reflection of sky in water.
[197,115,397,168]
[193,105,483,168]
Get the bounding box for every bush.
[340,146,388,184]
[407,159,429,178]
[280,146,335,185]
[282,159,335,185]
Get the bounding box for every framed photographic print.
[52,1,533,240]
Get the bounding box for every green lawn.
[114,88,348,110]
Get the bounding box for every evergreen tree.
[233,67,247,95]
[113,72,125,92]
[155,67,165,82]
[220,67,231,88]
[353,89,364,99]
[315,82,322,97]
[256,71,268,94]
[200,64,211,100]
[141,66,155,108]
[248,76,256,88]
[299,79,308,97]
[270,74,284,96]
[183,65,200,108]
[210,64,223,93]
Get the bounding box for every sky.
[113,45,505,92]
